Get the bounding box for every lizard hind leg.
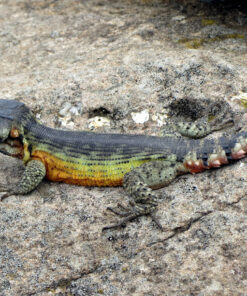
[103,159,179,230]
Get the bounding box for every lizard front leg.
[0,159,46,200]
[103,158,179,230]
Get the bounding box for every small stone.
[172,15,186,21]
[70,106,81,116]
[152,113,168,127]
[131,110,149,124]
[87,116,111,129]
[59,102,72,117]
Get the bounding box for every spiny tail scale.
[183,131,247,173]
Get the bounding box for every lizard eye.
[10,128,20,138]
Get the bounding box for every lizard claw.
[103,203,164,231]
[149,213,164,231]
[106,203,132,217]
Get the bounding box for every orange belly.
[31,150,124,187]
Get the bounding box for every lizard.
[0,99,246,230]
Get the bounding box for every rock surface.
[0,1,247,295]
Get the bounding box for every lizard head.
[0,99,27,158]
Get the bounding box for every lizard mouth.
[0,138,24,158]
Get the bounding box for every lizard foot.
[102,203,163,231]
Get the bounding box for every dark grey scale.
[222,147,233,162]
[226,154,233,161]
[68,148,144,160]
[27,122,174,158]
[218,134,242,162]
[51,154,82,165]
[67,145,145,153]
[170,138,190,162]
[202,152,209,167]
[26,124,94,151]
[58,148,87,159]
[221,146,231,155]
[194,138,215,160]
[236,132,247,144]
[133,156,166,162]
[122,146,158,154]
[218,136,236,151]
[26,136,62,150]
[66,148,92,156]
[114,160,133,165]
[79,157,141,164]
[89,153,164,161]
[64,151,90,160]
[94,151,118,158]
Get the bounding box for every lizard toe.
[106,204,131,217]
[102,212,143,231]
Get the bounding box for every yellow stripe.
[31,150,149,187]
